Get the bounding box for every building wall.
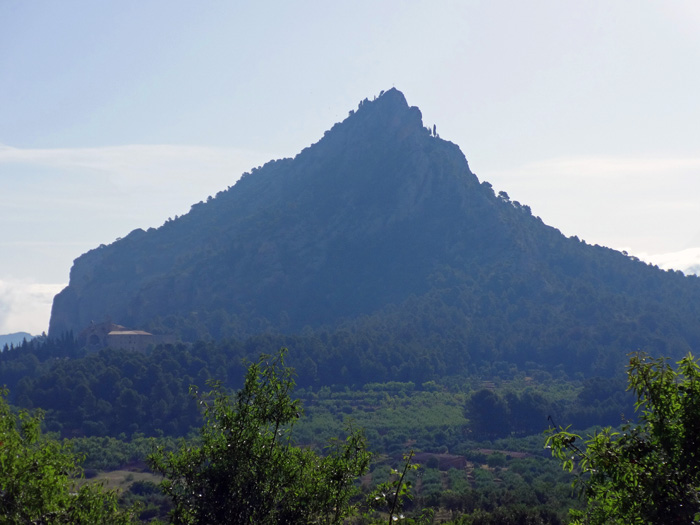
[106,333,154,352]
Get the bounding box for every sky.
[2,1,700,335]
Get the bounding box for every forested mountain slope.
[49,89,700,376]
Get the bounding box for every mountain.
[49,89,700,376]
[0,332,34,348]
[49,88,487,335]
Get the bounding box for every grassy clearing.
[78,469,162,492]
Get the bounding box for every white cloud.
[481,155,700,254]
[639,248,700,276]
[522,156,700,178]
[0,279,66,335]
[0,143,270,190]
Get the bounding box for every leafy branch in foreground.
[365,450,433,524]
[148,348,371,524]
[545,352,700,525]
[0,388,136,524]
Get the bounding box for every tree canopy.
[148,349,371,524]
[0,388,136,524]
[546,352,700,524]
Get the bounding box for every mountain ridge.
[0,332,34,349]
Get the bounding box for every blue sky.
[2,1,700,334]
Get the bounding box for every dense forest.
[1,331,635,441]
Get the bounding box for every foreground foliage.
[148,349,371,524]
[0,388,135,524]
[1,354,578,524]
[547,352,700,524]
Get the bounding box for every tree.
[148,349,371,524]
[506,390,549,436]
[546,352,700,524]
[366,450,434,525]
[465,389,511,438]
[0,388,135,524]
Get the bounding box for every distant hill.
[0,332,34,348]
[49,89,700,377]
